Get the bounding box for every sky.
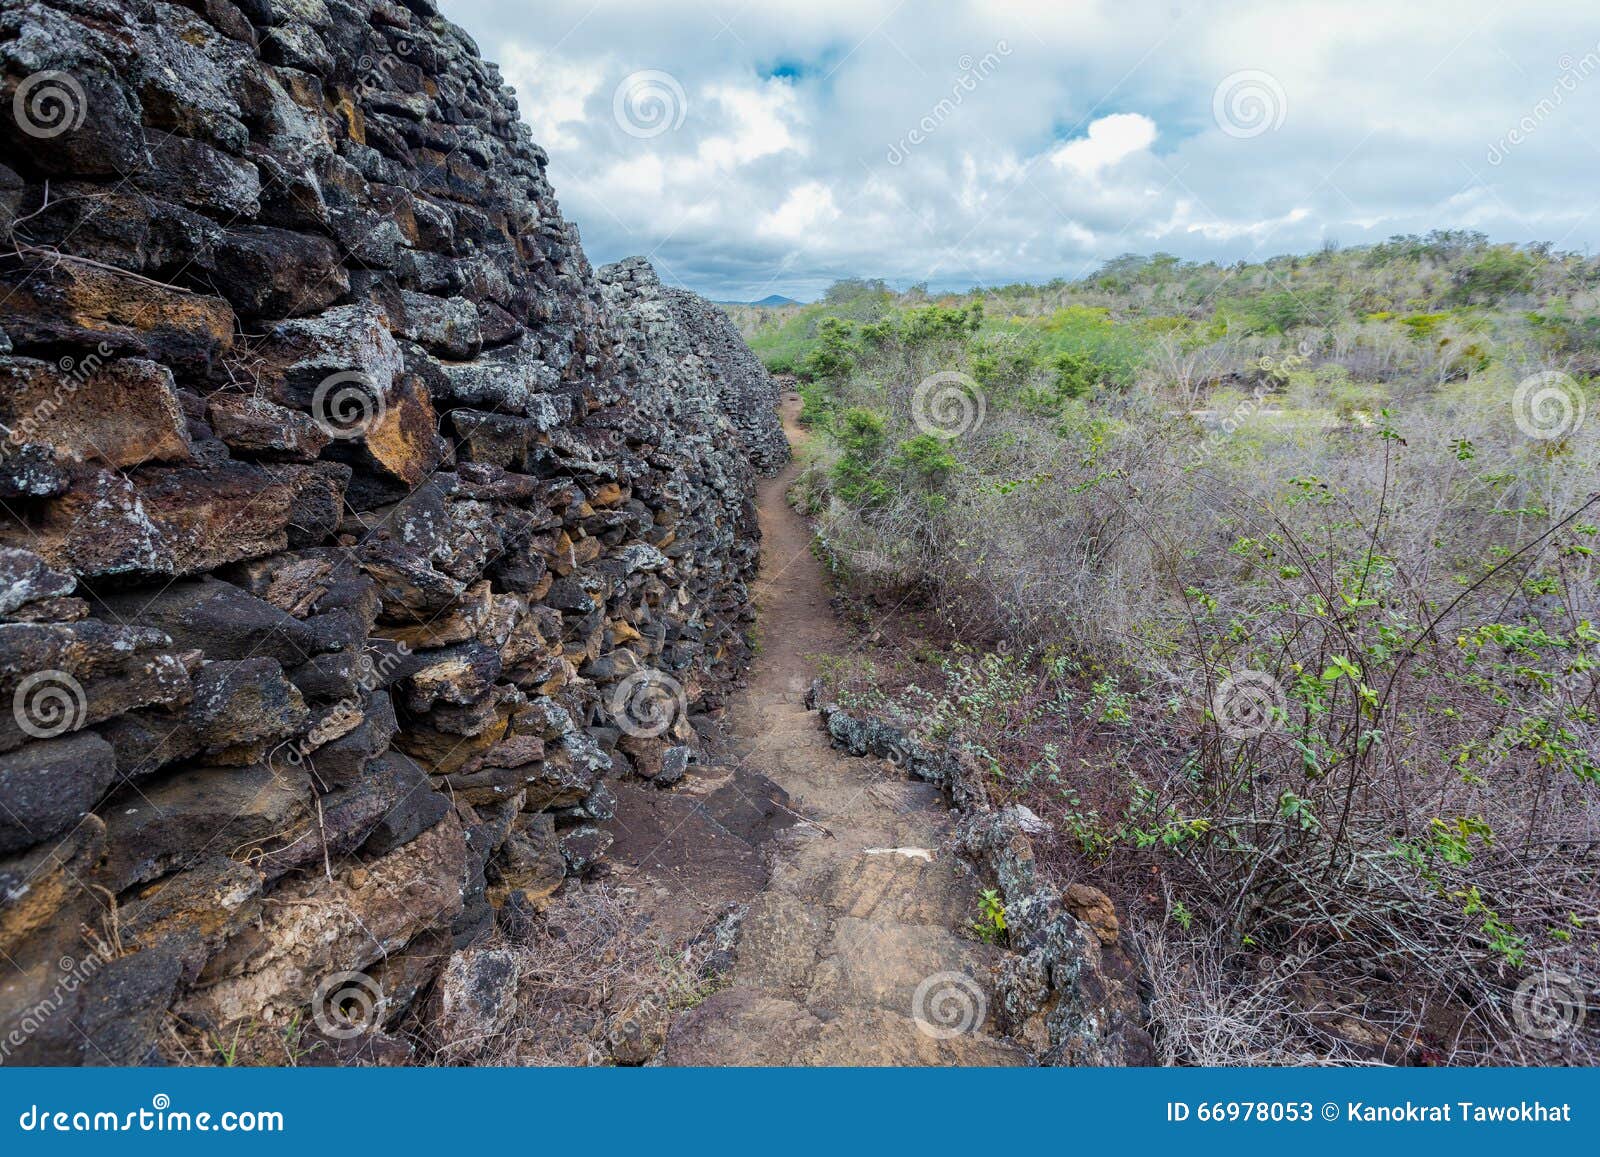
[444,0,1600,302]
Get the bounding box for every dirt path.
[660,394,1027,1065]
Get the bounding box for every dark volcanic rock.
[0,731,118,854]
[0,0,787,1061]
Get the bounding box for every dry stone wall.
[808,689,1156,1066]
[0,0,785,1063]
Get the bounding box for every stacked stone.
[660,287,789,475]
[0,0,784,1063]
[808,691,1156,1067]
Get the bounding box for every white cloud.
[697,80,804,170]
[760,182,840,240]
[1050,113,1159,179]
[495,43,600,151]
[447,0,1600,299]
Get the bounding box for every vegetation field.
[732,232,1600,1064]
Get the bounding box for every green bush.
[1050,349,1104,398]
[830,406,890,505]
[778,238,1600,1065]
[897,301,983,346]
[1452,247,1537,303]
[798,317,860,381]
[891,433,957,487]
[970,335,1043,392]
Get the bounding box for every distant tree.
[1452,247,1537,303]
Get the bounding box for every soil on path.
[649,393,1027,1065]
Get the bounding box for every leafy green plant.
[830,406,889,505]
[971,888,1008,944]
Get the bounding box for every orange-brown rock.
[359,374,442,486]
[0,261,234,375]
[0,0,785,1065]
[1064,882,1122,946]
[0,357,192,468]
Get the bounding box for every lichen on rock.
[0,0,785,1063]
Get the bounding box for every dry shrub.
[452,883,722,1066]
[1136,929,1377,1066]
[809,335,1600,1064]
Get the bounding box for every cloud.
[445,0,1600,300]
[1050,114,1159,179]
[760,182,840,240]
[495,43,599,152]
[698,80,804,169]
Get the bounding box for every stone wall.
[0,0,785,1063]
[807,689,1155,1066]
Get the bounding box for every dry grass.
[803,331,1600,1065]
[436,883,724,1066]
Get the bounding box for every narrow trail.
[661,394,1026,1065]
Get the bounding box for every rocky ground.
[658,395,1027,1065]
[639,396,1152,1066]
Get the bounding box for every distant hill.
[717,294,801,307]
